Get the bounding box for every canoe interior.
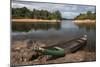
[44,36,87,53]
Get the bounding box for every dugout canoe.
[33,35,87,57]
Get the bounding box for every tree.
[12,7,62,20]
[74,11,96,20]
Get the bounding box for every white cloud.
[12,1,95,19]
[62,12,80,19]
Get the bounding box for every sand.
[12,19,61,22]
[73,20,96,23]
[11,40,96,66]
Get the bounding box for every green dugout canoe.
[33,35,87,57]
[33,47,65,57]
[42,47,65,57]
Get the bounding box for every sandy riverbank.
[73,20,96,23]
[12,19,61,22]
[11,40,96,66]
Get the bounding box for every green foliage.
[12,7,62,20]
[74,11,96,20]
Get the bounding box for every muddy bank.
[11,40,96,66]
[47,51,96,64]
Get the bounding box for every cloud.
[62,12,80,19]
[12,0,96,19]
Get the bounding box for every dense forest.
[74,11,96,20]
[12,7,62,20]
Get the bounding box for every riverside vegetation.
[12,7,62,20]
[12,7,96,21]
[74,11,96,20]
[74,11,96,23]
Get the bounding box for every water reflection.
[74,23,96,52]
[75,23,96,32]
[12,21,96,52]
[12,22,61,32]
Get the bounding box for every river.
[12,20,96,52]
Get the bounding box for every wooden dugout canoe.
[33,35,87,57]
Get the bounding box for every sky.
[12,0,96,19]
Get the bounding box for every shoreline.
[12,19,61,22]
[11,40,96,65]
[73,19,96,23]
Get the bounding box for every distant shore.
[12,19,61,22]
[73,19,96,23]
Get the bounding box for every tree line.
[74,11,96,20]
[12,7,62,20]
